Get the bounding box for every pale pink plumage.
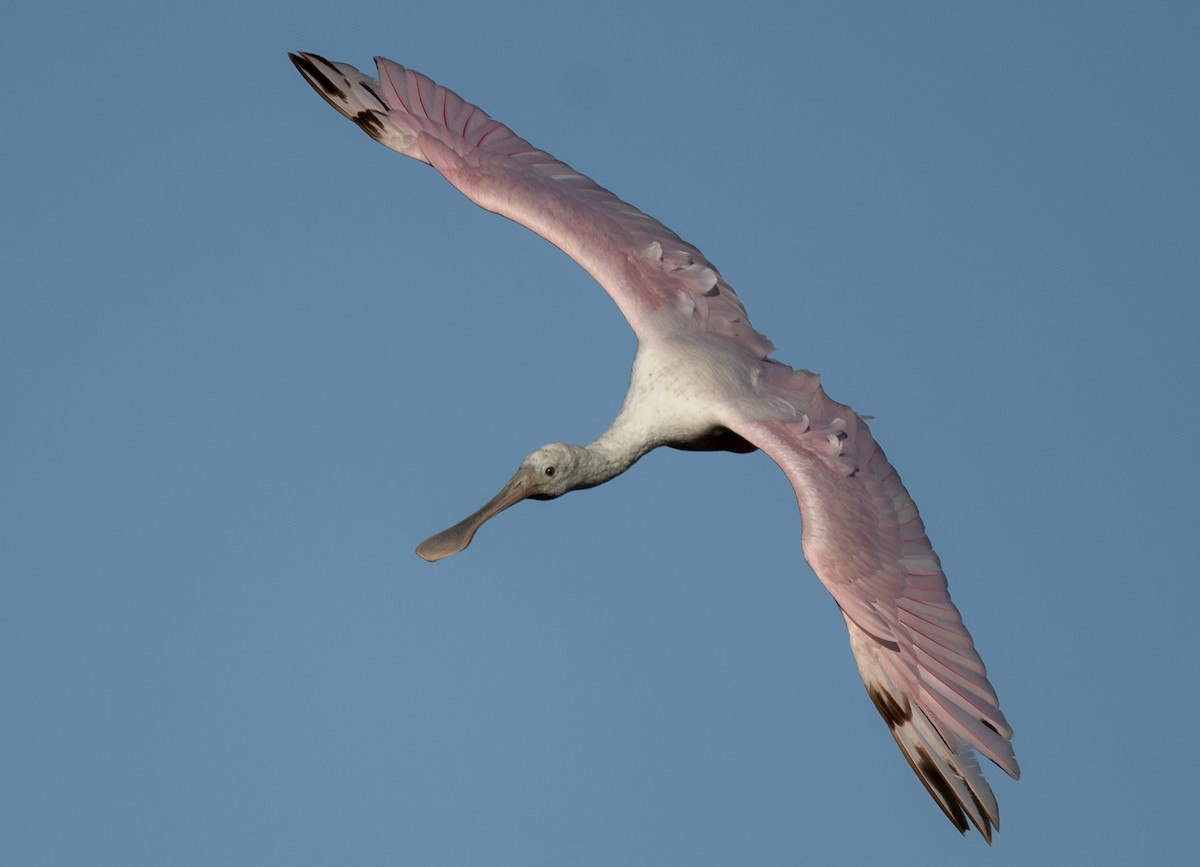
[290,51,1018,841]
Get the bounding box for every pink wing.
[729,363,1019,841]
[289,52,773,358]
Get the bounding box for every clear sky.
[4,2,1198,864]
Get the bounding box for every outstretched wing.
[729,365,1019,842]
[289,52,773,357]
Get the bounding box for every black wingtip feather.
[289,52,346,103]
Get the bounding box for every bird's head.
[519,442,583,499]
[416,442,585,561]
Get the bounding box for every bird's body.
[291,51,1019,841]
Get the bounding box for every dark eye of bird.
[544,466,555,477]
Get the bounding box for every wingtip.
[287,50,313,70]
[289,50,333,84]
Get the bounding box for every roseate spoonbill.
[290,51,1019,841]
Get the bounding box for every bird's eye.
[544,466,556,477]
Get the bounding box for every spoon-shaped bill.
[416,469,536,561]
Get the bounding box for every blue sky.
[4,2,1198,864]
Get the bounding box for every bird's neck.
[573,417,659,490]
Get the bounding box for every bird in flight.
[290,51,1018,841]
